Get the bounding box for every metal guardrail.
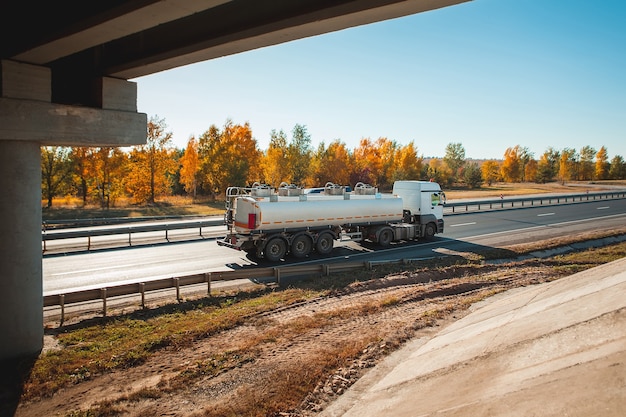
[443,190,626,214]
[44,259,401,325]
[42,219,223,252]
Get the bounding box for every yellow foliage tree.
[307,140,353,187]
[127,116,177,204]
[595,146,609,180]
[481,160,501,186]
[392,141,423,181]
[261,129,290,186]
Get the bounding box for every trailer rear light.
[248,213,256,229]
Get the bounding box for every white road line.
[450,222,477,227]
[537,212,555,217]
[597,206,610,210]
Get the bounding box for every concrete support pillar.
[0,140,43,359]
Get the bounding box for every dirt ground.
[13,262,577,417]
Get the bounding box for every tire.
[378,227,394,247]
[291,234,313,258]
[264,237,287,262]
[315,232,334,255]
[424,223,436,238]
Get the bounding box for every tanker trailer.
[217,181,444,261]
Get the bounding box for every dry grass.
[22,234,626,414]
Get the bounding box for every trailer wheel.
[315,232,334,255]
[264,237,287,262]
[378,227,394,247]
[291,234,313,258]
[424,222,436,238]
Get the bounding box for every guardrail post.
[129,232,132,247]
[273,268,281,284]
[101,288,107,317]
[173,277,181,302]
[165,225,169,242]
[364,261,372,271]
[205,272,212,296]
[59,294,65,326]
[87,235,91,251]
[322,264,330,276]
[139,283,146,309]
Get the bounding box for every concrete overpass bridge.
[0,0,468,363]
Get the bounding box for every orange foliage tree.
[179,136,200,199]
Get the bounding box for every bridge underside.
[0,0,468,365]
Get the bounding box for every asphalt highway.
[42,199,626,295]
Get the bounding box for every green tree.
[443,142,466,183]
[535,147,560,183]
[463,162,483,188]
[578,146,596,180]
[287,124,312,186]
[41,146,73,208]
[609,155,626,179]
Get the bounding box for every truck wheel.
[378,227,394,247]
[424,223,436,238]
[264,237,287,262]
[315,232,334,255]
[291,234,313,258]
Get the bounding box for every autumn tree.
[501,145,531,183]
[287,124,312,186]
[127,116,177,204]
[41,146,73,208]
[578,146,596,181]
[558,148,578,184]
[595,146,609,180]
[524,159,538,183]
[179,136,200,199]
[69,147,95,205]
[426,158,453,187]
[261,129,290,186]
[198,120,260,196]
[91,147,128,208]
[307,140,353,187]
[392,141,423,181]
[481,160,501,186]
[351,138,381,186]
[443,142,466,184]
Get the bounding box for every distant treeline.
[42,116,626,208]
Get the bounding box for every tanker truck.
[217,180,445,262]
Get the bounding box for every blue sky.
[134,0,626,160]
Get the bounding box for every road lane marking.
[450,222,477,227]
[597,206,610,210]
[537,212,555,217]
